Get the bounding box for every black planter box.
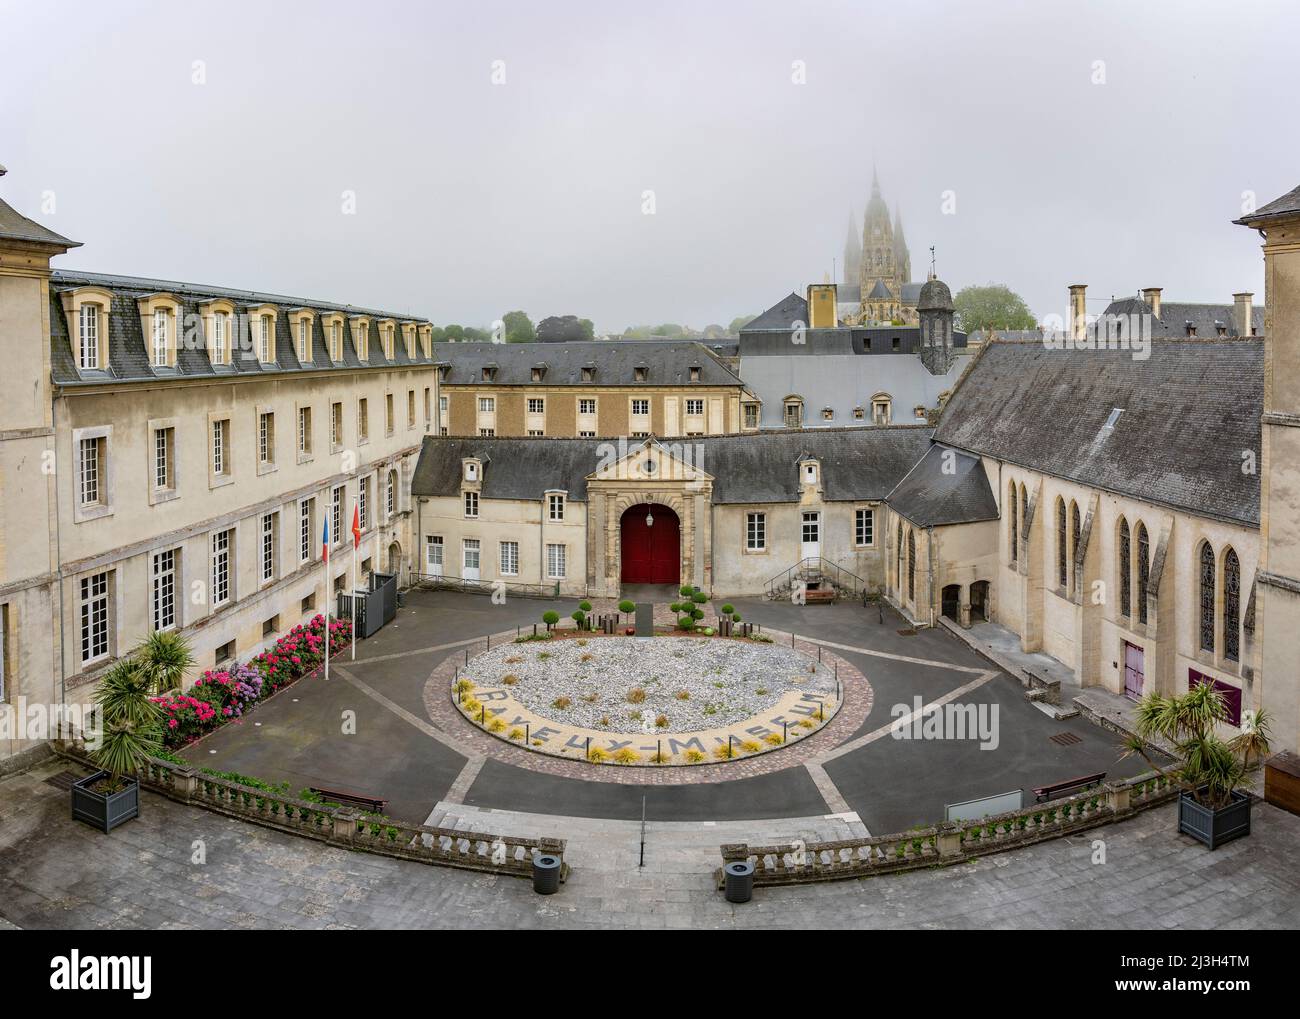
[1178,788,1251,849]
[71,771,140,833]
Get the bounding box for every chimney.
[1141,287,1162,319]
[1233,292,1253,336]
[806,283,839,329]
[1068,284,1087,341]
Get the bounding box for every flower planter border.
[1177,788,1252,850]
[70,770,140,833]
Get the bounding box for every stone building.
[434,341,759,438]
[840,170,920,325]
[0,183,439,767]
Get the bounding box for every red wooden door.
[1123,642,1144,700]
[620,504,680,584]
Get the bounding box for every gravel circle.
[464,636,834,732]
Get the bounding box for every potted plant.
[72,657,165,833]
[1124,683,1270,850]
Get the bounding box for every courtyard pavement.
[2,757,1298,930]
[177,589,1155,833]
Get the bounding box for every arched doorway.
[620,503,680,585]
[387,541,402,585]
[941,584,961,622]
[970,581,990,623]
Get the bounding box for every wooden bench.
[309,786,388,814]
[1032,771,1105,802]
[804,587,836,604]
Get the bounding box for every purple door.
[1123,642,1144,700]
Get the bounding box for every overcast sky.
[2,0,1297,333]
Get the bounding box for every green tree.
[578,318,595,341]
[952,285,1036,334]
[429,325,447,343]
[443,324,465,342]
[727,314,757,334]
[502,310,535,343]
[463,325,491,342]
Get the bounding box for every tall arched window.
[1056,498,1067,588]
[907,528,916,603]
[1223,548,1241,662]
[1008,482,1018,564]
[896,521,903,590]
[1136,523,1150,624]
[1199,542,1216,653]
[1069,501,1081,591]
[1117,517,1131,618]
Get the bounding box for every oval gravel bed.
[465,636,833,733]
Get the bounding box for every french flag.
[322,514,330,563]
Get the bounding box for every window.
[546,543,566,579]
[263,615,279,637]
[631,399,650,416]
[688,366,701,382]
[746,512,766,551]
[1070,502,1081,591]
[801,511,819,545]
[872,397,892,425]
[408,390,416,428]
[479,397,495,413]
[212,311,228,364]
[685,399,704,416]
[386,393,395,435]
[383,324,394,359]
[258,412,274,466]
[1199,542,1215,653]
[331,486,343,547]
[424,388,432,428]
[578,430,595,438]
[634,366,647,382]
[500,541,519,576]
[359,476,371,530]
[580,367,594,383]
[479,428,495,437]
[259,315,273,363]
[386,469,397,517]
[212,419,230,478]
[152,309,169,366]
[331,402,343,449]
[531,367,544,383]
[896,522,903,590]
[906,528,916,602]
[79,304,100,370]
[1224,548,1241,662]
[358,398,369,442]
[215,640,236,666]
[855,508,874,547]
[211,529,232,608]
[1118,518,1131,618]
[784,400,802,427]
[261,513,277,583]
[1056,498,1068,588]
[297,318,311,362]
[528,429,544,437]
[80,571,111,664]
[464,490,478,518]
[1008,482,1018,565]
[578,398,596,415]
[79,435,105,507]
[354,321,369,360]
[822,407,834,421]
[154,427,175,491]
[298,498,315,563]
[548,494,565,521]
[744,403,759,429]
[330,321,343,362]
[1136,523,1150,625]
[853,407,865,421]
[425,535,444,571]
[463,539,481,573]
[152,551,176,632]
[298,406,312,456]
[439,395,448,421]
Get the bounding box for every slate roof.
[0,197,80,249]
[743,292,807,332]
[866,279,893,300]
[1100,296,1264,337]
[739,326,968,357]
[436,341,743,387]
[410,427,934,505]
[48,269,436,386]
[885,444,999,527]
[934,339,1264,527]
[1234,184,1300,226]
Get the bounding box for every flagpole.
[351,499,360,661]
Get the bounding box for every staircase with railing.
[765,557,869,602]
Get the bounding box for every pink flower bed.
[154,614,351,748]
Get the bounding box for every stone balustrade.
[718,771,1177,887]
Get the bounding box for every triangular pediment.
[586,437,714,484]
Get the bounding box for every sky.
[2,0,1297,334]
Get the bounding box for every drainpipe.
[52,387,67,723]
[927,525,937,628]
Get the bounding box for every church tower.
[843,210,861,289]
[893,205,912,285]
[917,275,955,375]
[859,168,899,323]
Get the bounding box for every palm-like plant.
[92,659,164,793]
[1122,682,1265,810]
[1230,708,1274,770]
[137,629,195,694]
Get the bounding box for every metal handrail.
[765,557,868,598]
[411,573,561,599]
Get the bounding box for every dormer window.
[259,315,273,362]
[330,321,343,362]
[1186,324,1197,337]
[803,461,818,485]
[581,366,595,382]
[634,366,648,382]
[1216,324,1227,336]
[853,406,865,420]
[464,461,479,483]
[1104,407,1124,429]
[871,394,892,424]
[79,304,101,370]
[689,365,701,382]
[153,309,170,366]
[783,398,803,428]
[821,407,834,421]
[438,365,451,382]
[532,364,547,382]
[481,365,497,382]
[352,318,370,361]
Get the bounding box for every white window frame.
[746,512,766,551]
[152,551,177,633]
[855,507,875,547]
[152,309,169,367]
[259,315,273,363]
[464,490,479,519]
[546,543,567,580]
[425,535,444,572]
[299,498,314,563]
[211,529,233,608]
[685,398,704,416]
[499,540,519,576]
[261,512,277,584]
[548,493,565,521]
[79,571,112,665]
[79,304,100,370]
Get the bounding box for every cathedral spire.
[843,208,862,286]
[892,203,911,284]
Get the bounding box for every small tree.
[137,629,195,694]
[92,660,163,793]
[720,603,735,616]
[542,610,559,632]
[679,584,694,598]
[618,599,635,621]
[1124,683,1268,810]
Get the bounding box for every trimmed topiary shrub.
[542,610,559,631]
